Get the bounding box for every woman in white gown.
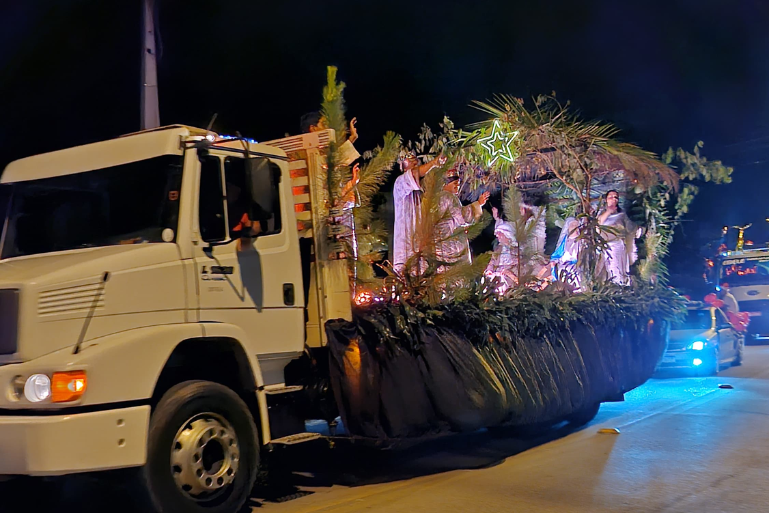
[485,210,517,294]
[597,190,639,285]
[485,203,547,292]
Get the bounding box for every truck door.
[193,152,304,383]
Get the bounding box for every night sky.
[2,0,768,278]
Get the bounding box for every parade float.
[294,68,697,441]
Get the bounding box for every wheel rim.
[171,412,240,500]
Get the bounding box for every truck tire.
[136,380,260,513]
[566,402,601,427]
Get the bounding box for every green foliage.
[467,94,679,196]
[352,131,402,287]
[631,141,734,284]
[403,117,456,158]
[391,93,733,302]
[632,186,673,283]
[317,66,403,292]
[403,94,684,290]
[661,141,733,219]
[381,164,493,306]
[356,131,401,209]
[320,66,351,208]
[361,281,686,353]
[500,187,546,286]
[321,66,348,147]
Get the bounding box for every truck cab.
[0,125,350,513]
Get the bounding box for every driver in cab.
[226,181,261,251]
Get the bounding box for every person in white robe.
[526,203,548,278]
[392,151,446,273]
[485,209,517,294]
[597,190,640,285]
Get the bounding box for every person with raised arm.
[392,151,447,273]
[434,171,489,271]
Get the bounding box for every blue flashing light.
[218,134,259,144]
[691,341,705,351]
[693,358,703,366]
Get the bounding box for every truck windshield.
[0,155,183,259]
[720,256,769,286]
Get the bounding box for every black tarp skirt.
[327,304,668,440]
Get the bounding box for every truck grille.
[0,290,19,355]
[37,283,105,316]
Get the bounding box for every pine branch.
[321,66,348,146]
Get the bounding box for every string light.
[354,290,374,306]
[213,134,260,144]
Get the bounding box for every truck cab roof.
[1,125,286,184]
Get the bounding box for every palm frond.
[357,131,401,206]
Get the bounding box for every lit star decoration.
[478,119,519,167]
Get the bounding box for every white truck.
[0,125,352,513]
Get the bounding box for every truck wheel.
[566,402,601,427]
[138,380,260,513]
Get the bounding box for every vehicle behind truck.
[0,125,352,513]
[716,248,769,341]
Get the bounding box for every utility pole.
[140,0,160,129]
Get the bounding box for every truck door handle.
[283,284,295,306]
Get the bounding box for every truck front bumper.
[0,405,149,476]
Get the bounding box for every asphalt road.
[3,346,768,513]
[259,345,769,513]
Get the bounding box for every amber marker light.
[51,371,87,403]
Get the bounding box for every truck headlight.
[24,374,51,403]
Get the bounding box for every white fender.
[0,324,204,409]
[199,323,274,444]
